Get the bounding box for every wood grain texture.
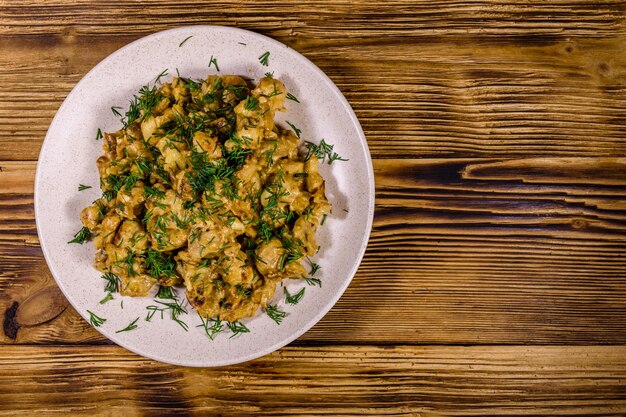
[2,1,626,414]
[2,159,626,345]
[2,2,626,160]
[1,345,625,416]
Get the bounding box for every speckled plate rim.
[35,25,374,367]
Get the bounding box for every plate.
[35,25,374,367]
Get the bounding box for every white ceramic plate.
[35,25,374,367]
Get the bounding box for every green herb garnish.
[143,185,165,200]
[304,139,348,165]
[87,310,106,327]
[307,258,321,276]
[258,51,270,66]
[78,184,92,191]
[99,293,114,304]
[209,55,220,71]
[68,226,91,244]
[145,249,177,279]
[244,95,259,111]
[115,317,139,333]
[179,35,193,47]
[146,299,188,331]
[227,321,250,338]
[286,92,299,103]
[197,315,224,340]
[304,277,322,287]
[265,304,287,325]
[155,285,176,300]
[111,106,122,117]
[285,287,305,305]
[101,273,120,293]
[286,121,301,138]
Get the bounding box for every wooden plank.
[2,5,626,160]
[0,345,625,416]
[3,159,626,345]
[2,1,625,38]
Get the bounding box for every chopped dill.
[307,258,321,276]
[286,92,299,103]
[68,226,91,244]
[286,121,301,138]
[227,321,250,338]
[155,285,176,299]
[265,304,288,325]
[111,106,122,117]
[87,310,106,327]
[304,277,322,287]
[115,317,139,333]
[285,287,305,305]
[197,315,224,340]
[258,51,270,66]
[99,292,114,304]
[101,272,120,293]
[304,139,348,165]
[209,55,220,71]
[179,35,193,47]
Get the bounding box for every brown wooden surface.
[1,1,626,415]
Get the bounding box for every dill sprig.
[144,185,165,200]
[304,277,322,287]
[179,35,193,47]
[101,273,120,293]
[304,139,348,165]
[155,285,176,300]
[78,184,92,191]
[187,148,234,193]
[258,51,270,66]
[95,128,103,141]
[144,249,177,279]
[68,226,91,244]
[146,299,189,331]
[124,82,165,127]
[225,144,251,170]
[115,317,139,333]
[197,315,225,340]
[99,292,114,304]
[209,55,220,71]
[244,95,259,111]
[286,92,299,103]
[227,321,250,338]
[235,284,252,298]
[278,234,304,270]
[114,250,138,277]
[285,287,305,305]
[286,121,301,138]
[87,310,106,327]
[133,157,151,176]
[265,304,288,325]
[307,258,321,276]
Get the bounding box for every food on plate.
[78,74,331,323]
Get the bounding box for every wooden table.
[2,1,626,415]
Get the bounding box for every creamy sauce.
[80,75,331,322]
